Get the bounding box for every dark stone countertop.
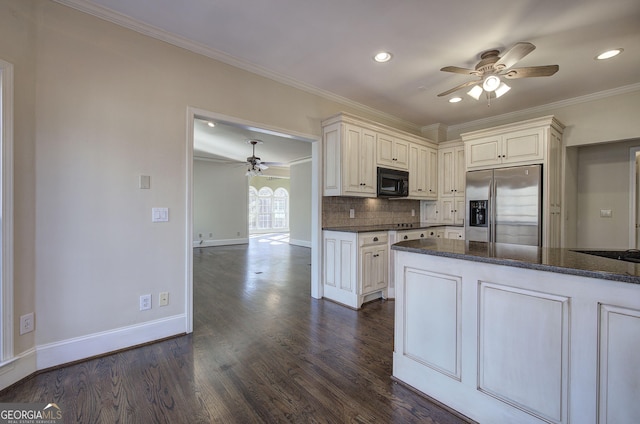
[391,238,640,285]
[322,223,462,233]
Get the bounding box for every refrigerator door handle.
[490,178,497,242]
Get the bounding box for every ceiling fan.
[437,42,559,101]
[246,139,269,176]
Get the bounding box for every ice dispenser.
[469,200,487,227]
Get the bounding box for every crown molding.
[52,0,420,133]
[447,82,640,135]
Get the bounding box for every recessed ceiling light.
[373,51,392,63]
[595,48,623,60]
[449,97,462,103]
[207,121,215,128]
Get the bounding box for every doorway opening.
[186,107,322,333]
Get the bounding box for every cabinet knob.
[373,237,379,242]
[403,235,408,240]
[420,234,424,238]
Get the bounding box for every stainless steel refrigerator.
[465,164,542,246]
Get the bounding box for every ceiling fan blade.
[440,66,481,76]
[437,80,480,97]
[503,65,559,78]
[494,42,536,70]
[257,163,269,170]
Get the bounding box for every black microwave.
[377,167,409,197]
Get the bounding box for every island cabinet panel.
[403,268,461,379]
[478,283,569,424]
[393,248,640,424]
[598,304,640,424]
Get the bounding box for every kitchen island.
[391,239,639,424]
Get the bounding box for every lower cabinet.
[323,230,388,309]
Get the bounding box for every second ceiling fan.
[438,42,559,101]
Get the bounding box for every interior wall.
[193,160,248,245]
[0,0,37,356]
[289,160,312,247]
[2,0,380,373]
[576,139,640,248]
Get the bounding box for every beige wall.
[193,160,249,243]
[574,139,640,248]
[0,0,377,375]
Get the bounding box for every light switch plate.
[139,175,151,189]
[152,207,169,222]
[600,209,612,218]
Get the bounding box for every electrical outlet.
[140,294,152,311]
[159,291,169,306]
[20,313,34,335]
[349,209,355,218]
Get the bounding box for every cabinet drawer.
[359,232,388,246]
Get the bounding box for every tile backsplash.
[322,196,421,227]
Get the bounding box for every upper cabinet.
[324,121,376,197]
[377,134,409,170]
[409,143,438,199]
[462,116,565,247]
[464,119,559,170]
[322,113,437,198]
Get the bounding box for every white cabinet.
[323,113,438,198]
[465,128,544,169]
[323,230,388,309]
[409,143,438,199]
[439,144,465,198]
[439,198,465,225]
[462,116,565,247]
[438,142,465,226]
[323,121,376,197]
[377,133,409,170]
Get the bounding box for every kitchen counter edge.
[391,238,640,285]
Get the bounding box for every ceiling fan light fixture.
[467,85,483,100]
[373,51,392,63]
[482,75,501,92]
[595,48,623,60]
[494,82,511,98]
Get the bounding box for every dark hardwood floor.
[0,234,471,423]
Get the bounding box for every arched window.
[248,186,289,232]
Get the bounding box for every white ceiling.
[58,0,640,163]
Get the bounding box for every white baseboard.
[193,238,249,248]
[36,314,186,370]
[289,239,311,248]
[0,348,37,391]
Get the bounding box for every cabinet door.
[439,148,456,197]
[343,125,364,194]
[323,122,341,196]
[373,246,388,291]
[426,147,438,198]
[377,134,409,170]
[440,198,455,224]
[377,133,395,167]
[422,201,439,223]
[360,245,387,294]
[454,146,466,197]
[445,228,464,240]
[503,128,544,164]
[466,137,501,168]
[408,143,424,197]
[360,129,377,194]
[394,138,410,170]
